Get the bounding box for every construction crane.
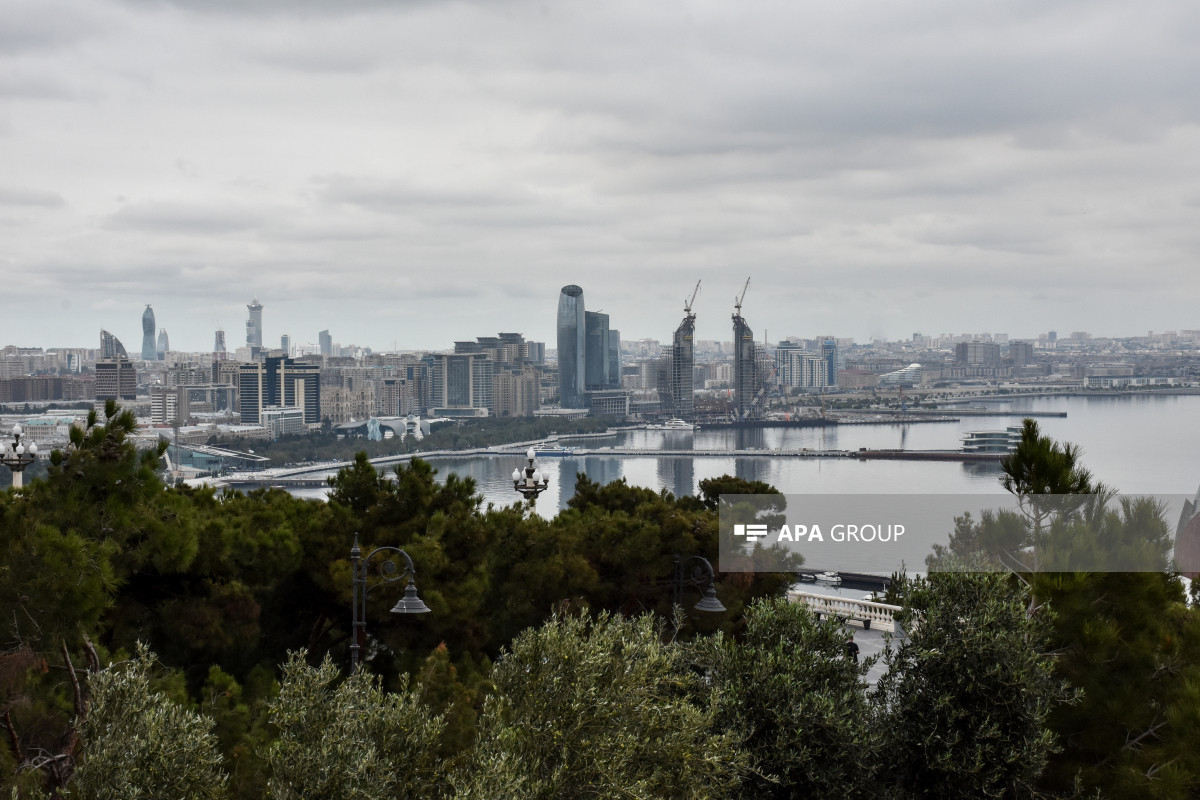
[734,277,750,315]
[684,280,701,315]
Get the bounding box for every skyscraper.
[557,285,586,408]
[732,299,764,420]
[100,329,127,360]
[214,329,226,360]
[660,301,696,420]
[141,305,156,360]
[819,337,840,386]
[319,330,332,357]
[246,298,263,348]
[156,328,169,360]
[281,334,291,356]
[585,311,610,390]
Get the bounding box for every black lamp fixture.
[349,533,430,669]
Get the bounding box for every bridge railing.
[788,590,902,632]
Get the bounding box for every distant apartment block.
[95,359,137,401]
[238,356,320,425]
[493,367,539,417]
[430,353,492,416]
[956,341,1002,366]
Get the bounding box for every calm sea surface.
[293,395,1200,517]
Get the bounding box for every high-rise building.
[585,311,610,389]
[819,337,840,387]
[246,298,263,348]
[493,367,539,417]
[156,328,169,360]
[280,334,291,356]
[1009,341,1034,366]
[214,329,226,360]
[141,305,156,360]
[95,359,136,400]
[732,304,764,420]
[99,329,127,360]
[956,341,1002,366]
[659,302,696,420]
[319,330,332,357]
[430,354,493,414]
[238,356,320,425]
[775,343,829,389]
[557,285,586,408]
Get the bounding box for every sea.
[291,394,1200,516]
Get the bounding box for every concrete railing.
[788,591,902,632]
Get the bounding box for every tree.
[874,571,1068,799]
[690,597,875,800]
[265,652,447,800]
[68,645,228,800]
[452,611,746,799]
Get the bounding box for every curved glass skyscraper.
[157,328,169,360]
[141,305,156,360]
[557,285,586,408]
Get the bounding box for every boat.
[815,571,842,584]
[534,444,574,457]
[647,418,697,431]
[796,573,817,583]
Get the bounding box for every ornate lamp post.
[350,533,430,669]
[0,424,38,489]
[673,554,726,614]
[511,447,549,501]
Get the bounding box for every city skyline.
[3,1,1200,349]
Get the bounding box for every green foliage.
[68,645,228,800]
[209,416,615,467]
[1038,568,1200,798]
[874,572,1069,799]
[452,611,747,800]
[265,652,447,800]
[690,597,875,800]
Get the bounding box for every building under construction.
[732,279,768,420]
[657,281,699,421]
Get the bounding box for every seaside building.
[557,285,586,408]
[659,302,697,420]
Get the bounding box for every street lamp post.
[673,555,726,614]
[0,425,38,489]
[511,447,549,502]
[349,533,430,670]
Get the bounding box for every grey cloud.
[0,1,113,52]
[104,201,269,234]
[0,186,66,207]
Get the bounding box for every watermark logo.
[733,523,769,541]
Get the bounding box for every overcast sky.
[3,0,1199,353]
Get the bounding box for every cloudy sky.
[4,0,1199,353]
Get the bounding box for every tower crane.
[734,277,750,315]
[684,280,701,315]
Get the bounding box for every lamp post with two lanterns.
[0,424,38,489]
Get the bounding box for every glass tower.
[141,305,156,360]
[585,311,610,389]
[156,329,169,360]
[557,285,586,408]
[246,298,263,348]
